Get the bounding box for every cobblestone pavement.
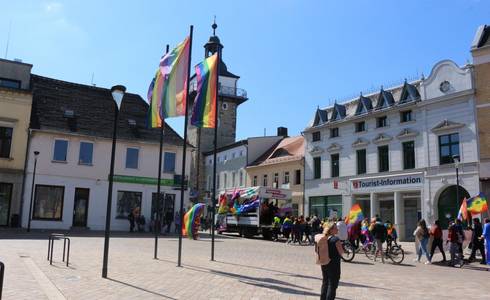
[0,231,489,300]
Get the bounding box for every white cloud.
[44,2,63,13]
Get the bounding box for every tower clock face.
[439,80,450,93]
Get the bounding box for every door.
[73,188,89,227]
[404,199,418,241]
[0,183,13,226]
[379,200,394,224]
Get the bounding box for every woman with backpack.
[414,219,431,264]
[315,221,344,300]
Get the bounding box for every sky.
[1,0,489,140]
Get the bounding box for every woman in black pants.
[321,221,344,300]
[429,220,446,262]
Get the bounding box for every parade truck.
[216,186,293,239]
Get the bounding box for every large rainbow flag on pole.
[147,37,191,127]
[467,193,488,215]
[346,204,364,224]
[191,53,218,128]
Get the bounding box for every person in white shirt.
[336,218,348,241]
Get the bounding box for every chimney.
[277,127,288,137]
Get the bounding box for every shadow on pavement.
[107,277,178,300]
[339,281,390,290]
[238,280,321,297]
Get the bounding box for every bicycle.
[340,240,355,262]
[363,239,405,264]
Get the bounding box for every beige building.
[0,59,33,226]
[246,136,305,216]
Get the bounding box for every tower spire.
[212,16,217,36]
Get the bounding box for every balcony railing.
[190,82,247,99]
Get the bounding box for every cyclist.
[371,217,388,263]
[385,220,398,251]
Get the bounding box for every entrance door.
[73,188,89,227]
[0,183,13,226]
[404,199,418,241]
[379,200,394,224]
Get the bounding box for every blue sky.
[1,0,489,140]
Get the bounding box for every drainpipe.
[18,128,32,227]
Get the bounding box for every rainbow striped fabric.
[147,37,190,128]
[191,53,218,128]
[457,197,468,221]
[467,193,488,215]
[346,204,364,224]
[182,203,205,239]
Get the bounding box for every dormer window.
[355,95,372,115]
[376,89,395,110]
[399,81,421,103]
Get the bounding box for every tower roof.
[204,19,240,79]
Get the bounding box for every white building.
[22,75,191,231]
[304,60,480,240]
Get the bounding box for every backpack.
[314,234,331,265]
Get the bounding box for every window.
[284,171,290,184]
[232,152,236,159]
[314,157,321,179]
[376,116,387,128]
[239,170,244,186]
[0,183,13,225]
[33,185,64,220]
[240,150,244,157]
[263,174,268,186]
[355,121,365,133]
[330,128,339,138]
[0,78,21,89]
[126,148,139,169]
[207,176,211,190]
[309,195,343,220]
[232,172,236,187]
[378,145,389,172]
[217,174,220,189]
[79,142,93,165]
[331,154,339,178]
[312,131,321,142]
[253,175,257,186]
[295,169,301,185]
[116,191,142,219]
[403,141,415,169]
[224,173,228,188]
[400,110,412,123]
[163,152,176,173]
[0,127,13,158]
[439,133,459,165]
[53,140,68,162]
[274,173,279,186]
[357,149,366,175]
[224,155,227,161]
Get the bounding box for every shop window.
[0,127,13,158]
[33,185,64,220]
[403,141,415,169]
[355,121,365,133]
[330,128,339,138]
[313,157,321,179]
[116,191,142,219]
[309,195,343,220]
[357,149,366,175]
[439,133,459,165]
[295,169,301,185]
[400,110,412,123]
[331,154,339,178]
[53,139,68,162]
[378,145,389,172]
[79,142,93,165]
[312,131,321,142]
[376,116,388,128]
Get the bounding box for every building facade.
[22,75,191,231]
[246,135,305,216]
[0,59,32,226]
[304,60,479,240]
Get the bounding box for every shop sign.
[351,173,423,190]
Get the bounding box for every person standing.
[482,218,490,266]
[336,218,348,242]
[174,211,181,234]
[468,218,486,264]
[429,220,446,262]
[371,218,387,263]
[165,210,174,233]
[414,219,431,264]
[317,221,343,300]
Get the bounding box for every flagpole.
[154,44,170,260]
[211,48,221,261]
[177,25,193,267]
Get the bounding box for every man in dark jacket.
[469,218,487,264]
[371,218,387,263]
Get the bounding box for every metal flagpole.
[177,25,193,267]
[154,44,170,259]
[211,48,221,261]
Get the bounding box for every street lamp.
[27,151,40,232]
[453,155,460,211]
[102,85,126,279]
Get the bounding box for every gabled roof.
[30,75,185,146]
[331,103,346,121]
[355,95,373,115]
[313,108,328,126]
[376,89,395,109]
[399,81,420,103]
[431,120,465,133]
[472,25,490,49]
[249,136,304,167]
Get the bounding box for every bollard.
[0,261,5,300]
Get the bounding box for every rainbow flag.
[346,204,363,224]
[457,197,468,221]
[182,203,205,239]
[191,53,218,128]
[147,37,190,128]
[467,193,488,215]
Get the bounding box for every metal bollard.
[0,261,5,300]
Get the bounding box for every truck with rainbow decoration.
[216,186,293,239]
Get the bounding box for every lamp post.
[27,151,40,232]
[102,85,126,279]
[453,155,460,212]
